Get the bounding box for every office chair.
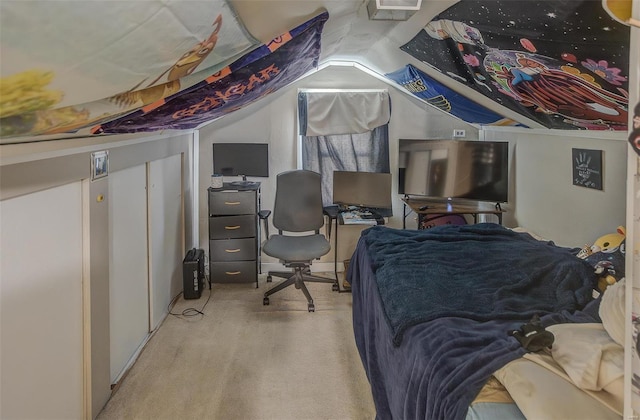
[262,170,339,312]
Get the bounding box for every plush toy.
[578,226,626,293]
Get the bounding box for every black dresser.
[208,182,261,287]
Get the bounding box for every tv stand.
[401,197,506,229]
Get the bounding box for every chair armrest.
[259,210,271,239]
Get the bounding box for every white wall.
[148,154,184,330]
[0,131,193,418]
[1,182,84,419]
[197,64,479,264]
[483,128,628,247]
[198,64,628,260]
[109,164,149,383]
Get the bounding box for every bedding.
[494,355,621,420]
[348,223,608,420]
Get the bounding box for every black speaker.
[182,248,205,299]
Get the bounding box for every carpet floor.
[96,274,376,420]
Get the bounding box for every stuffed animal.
[578,226,626,293]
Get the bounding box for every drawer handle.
[225,271,241,275]
[225,225,241,230]
[225,248,241,253]
[224,201,241,205]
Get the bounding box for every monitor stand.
[230,175,258,188]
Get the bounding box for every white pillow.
[547,323,623,391]
[599,278,625,346]
[494,356,621,419]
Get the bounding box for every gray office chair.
[262,170,339,312]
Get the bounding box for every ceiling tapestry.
[401,0,630,130]
[93,12,327,134]
[385,64,524,127]
[0,0,259,139]
[631,101,640,156]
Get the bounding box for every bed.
[348,223,624,420]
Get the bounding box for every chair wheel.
[263,297,269,305]
[266,275,272,283]
[332,283,339,292]
[308,303,315,312]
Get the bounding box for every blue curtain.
[298,90,391,206]
[301,127,390,206]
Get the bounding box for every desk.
[323,205,391,292]
[402,198,505,229]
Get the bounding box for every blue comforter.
[349,224,598,420]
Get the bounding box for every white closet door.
[0,183,84,419]
[109,164,149,382]
[149,154,183,330]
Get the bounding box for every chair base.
[263,265,339,312]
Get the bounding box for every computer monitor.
[212,143,269,179]
[333,171,392,209]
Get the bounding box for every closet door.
[149,154,183,330]
[0,183,84,419]
[109,164,149,382]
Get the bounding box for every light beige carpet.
[97,275,376,420]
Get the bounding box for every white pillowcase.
[547,323,623,392]
[599,278,625,346]
[494,356,621,419]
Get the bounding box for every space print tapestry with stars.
[401,0,630,130]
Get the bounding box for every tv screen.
[333,171,392,209]
[212,143,269,178]
[398,139,509,203]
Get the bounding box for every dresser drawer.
[209,238,256,261]
[209,190,257,215]
[209,215,256,239]
[210,261,257,283]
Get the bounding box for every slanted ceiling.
[0,0,632,144]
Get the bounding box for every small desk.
[323,205,391,292]
[402,198,505,229]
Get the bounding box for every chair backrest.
[272,170,324,233]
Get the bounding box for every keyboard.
[341,211,377,225]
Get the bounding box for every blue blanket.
[350,224,599,420]
[360,224,597,346]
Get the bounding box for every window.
[298,90,391,206]
[301,128,390,206]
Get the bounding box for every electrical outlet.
[453,129,466,138]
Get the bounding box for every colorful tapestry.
[0,0,259,139]
[93,12,327,134]
[401,0,630,130]
[386,64,523,127]
[630,101,640,156]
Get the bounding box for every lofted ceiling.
[231,0,456,69]
[0,0,633,143]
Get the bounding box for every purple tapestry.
[93,12,328,134]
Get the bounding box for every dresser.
[208,183,261,288]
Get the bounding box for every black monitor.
[333,171,392,209]
[398,139,509,203]
[212,143,269,182]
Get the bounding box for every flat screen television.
[398,139,509,203]
[333,171,392,209]
[212,143,269,183]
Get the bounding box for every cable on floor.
[167,274,212,319]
